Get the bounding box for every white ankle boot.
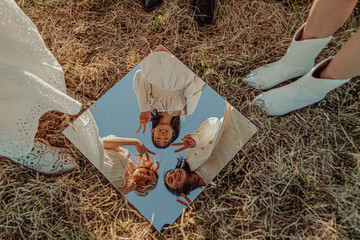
[243,23,332,90]
[10,141,76,175]
[253,58,351,116]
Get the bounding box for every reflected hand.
[128,160,137,172]
[127,179,137,190]
[182,105,187,115]
[171,135,196,153]
[154,160,160,172]
[135,140,156,160]
[136,111,151,134]
[142,157,154,168]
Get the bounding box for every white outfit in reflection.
[185,117,222,171]
[63,110,129,188]
[0,0,81,158]
[101,135,130,188]
[133,51,205,117]
[185,103,258,185]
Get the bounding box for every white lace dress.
[0,0,81,158]
[101,135,130,188]
[133,51,205,117]
[63,110,129,188]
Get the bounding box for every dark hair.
[164,156,201,196]
[151,111,181,149]
[160,223,171,233]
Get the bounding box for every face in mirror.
[151,112,180,149]
[164,157,207,197]
[164,168,188,191]
[133,167,158,187]
[152,123,175,148]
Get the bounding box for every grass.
[1,0,360,239]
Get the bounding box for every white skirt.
[63,110,129,188]
[0,0,81,158]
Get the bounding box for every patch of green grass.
[338,227,350,240]
[117,221,149,229]
[112,39,124,48]
[64,58,81,83]
[17,0,25,8]
[0,203,7,216]
[194,49,207,73]
[278,0,305,23]
[153,14,164,32]
[217,0,233,21]
[33,0,52,9]
[222,77,242,85]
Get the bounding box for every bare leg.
[243,0,357,90]
[321,27,360,79]
[302,0,360,79]
[251,0,358,115]
[302,0,358,40]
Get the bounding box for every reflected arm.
[103,137,141,150]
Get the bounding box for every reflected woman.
[102,135,160,196]
[164,115,222,196]
[63,110,160,197]
[164,156,206,196]
[164,102,257,196]
[133,46,205,149]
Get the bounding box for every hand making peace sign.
[134,139,156,160]
[171,134,196,153]
[136,111,151,134]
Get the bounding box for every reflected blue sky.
[90,65,225,231]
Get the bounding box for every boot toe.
[253,94,265,110]
[142,0,163,12]
[243,73,257,87]
[193,0,214,26]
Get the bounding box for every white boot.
[253,58,351,116]
[10,141,76,175]
[243,23,332,90]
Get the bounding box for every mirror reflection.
[63,47,257,232]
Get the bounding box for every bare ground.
[0,0,359,239]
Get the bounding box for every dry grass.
[1,0,359,239]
